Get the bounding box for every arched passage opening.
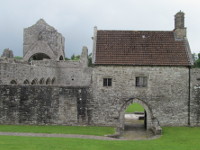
[29,53,50,61]
[118,98,157,139]
[120,98,154,130]
[124,103,147,130]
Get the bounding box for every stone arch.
[59,55,64,60]
[31,78,38,85]
[10,80,17,85]
[119,98,154,131]
[46,78,51,85]
[23,79,30,85]
[23,41,56,61]
[39,78,45,85]
[29,53,50,61]
[51,77,56,85]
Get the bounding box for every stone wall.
[0,47,91,86]
[190,68,200,126]
[0,85,91,125]
[90,66,190,129]
[2,65,200,130]
[0,60,58,85]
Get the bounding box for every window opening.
[136,77,147,87]
[103,78,112,87]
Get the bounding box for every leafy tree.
[70,54,80,60]
[88,53,93,67]
[69,53,93,67]
[193,53,200,68]
[65,57,70,60]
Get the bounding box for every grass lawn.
[125,103,144,113]
[0,125,115,136]
[0,127,200,150]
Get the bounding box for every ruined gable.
[23,19,65,61]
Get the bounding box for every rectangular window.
[103,78,112,87]
[136,77,147,87]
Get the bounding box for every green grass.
[0,125,114,136]
[0,127,200,150]
[125,103,144,113]
[14,56,23,60]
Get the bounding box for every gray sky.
[0,0,199,58]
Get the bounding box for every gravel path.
[0,132,125,141]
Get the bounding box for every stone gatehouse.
[0,11,200,134]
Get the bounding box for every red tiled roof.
[95,30,191,66]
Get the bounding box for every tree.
[88,53,93,67]
[193,53,200,68]
[70,54,80,60]
[14,56,23,60]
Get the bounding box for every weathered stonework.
[0,85,91,125]
[0,12,200,135]
[23,19,65,61]
[90,66,189,130]
[190,68,200,126]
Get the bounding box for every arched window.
[31,78,38,85]
[59,55,64,60]
[29,53,51,61]
[23,80,30,85]
[46,78,51,85]
[10,80,17,84]
[52,77,56,85]
[39,78,45,84]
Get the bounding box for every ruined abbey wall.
[0,47,91,86]
[0,60,58,85]
[0,85,91,125]
[1,66,200,130]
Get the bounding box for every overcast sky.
[0,0,199,57]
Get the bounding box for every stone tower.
[23,19,65,61]
[174,11,186,39]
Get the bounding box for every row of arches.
[10,77,56,85]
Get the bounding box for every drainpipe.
[188,66,191,126]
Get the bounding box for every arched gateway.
[118,98,162,134]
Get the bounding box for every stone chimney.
[174,11,186,40]
[92,26,97,64]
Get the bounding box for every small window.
[103,78,112,87]
[136,77,147,87]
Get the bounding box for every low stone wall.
[0,85,91,125]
